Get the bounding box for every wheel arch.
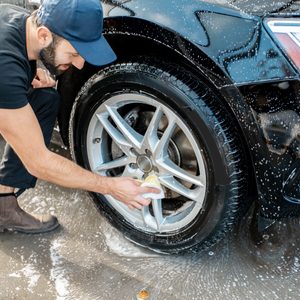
[103,16,231,87]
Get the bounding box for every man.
[0,0,159,233]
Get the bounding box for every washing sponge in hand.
[141,173,165,200]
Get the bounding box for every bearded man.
[0,0,158,233]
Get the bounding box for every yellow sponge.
[144,173,161,186]
[141,173,165,200]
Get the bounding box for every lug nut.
[130,163,138,169]
[93,138,101,144]
[130,148,139,156]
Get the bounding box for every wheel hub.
[136,154,153,173]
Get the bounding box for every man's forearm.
[31,150,111,194]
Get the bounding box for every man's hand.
[31,68,56,89]
[106,177,161,210]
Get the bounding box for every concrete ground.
[0,135,300,300]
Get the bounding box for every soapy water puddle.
[2,185,300,300]
[49,238,70,300]
[101,221,160,258]
[9,260,41,293]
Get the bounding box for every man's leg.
[0,88,60,233]
[0,88,60,190]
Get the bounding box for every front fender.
[102,0,297,84]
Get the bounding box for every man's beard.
[39,43,64,77]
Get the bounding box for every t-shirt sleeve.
[0,53,29,109]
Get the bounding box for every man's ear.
[36,26,53,48]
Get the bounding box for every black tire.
[69,59,248,254]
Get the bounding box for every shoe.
[0,194,59,234]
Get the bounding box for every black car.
[11,0,300,253]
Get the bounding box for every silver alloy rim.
[86,93,207,233]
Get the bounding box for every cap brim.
[70,35,117,66]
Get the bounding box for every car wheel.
[69,59,247,254]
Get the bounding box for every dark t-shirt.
[0,4,36,109]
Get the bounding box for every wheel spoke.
[105,105,143,149]
[159,175,203,202]
[142,106,163,152]
[154,118,177,158]
[152,199,164,229]
[142,200,165,231]
[96,112,133,156]
[157,158,204,187]
[93,156,132,172]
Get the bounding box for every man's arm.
[0,104,158,209]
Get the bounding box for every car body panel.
[102,0,298,84]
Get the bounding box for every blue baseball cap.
[37,0,117,66]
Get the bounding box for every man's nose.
[72,56,85,69]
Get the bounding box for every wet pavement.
[1,135,300,300]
